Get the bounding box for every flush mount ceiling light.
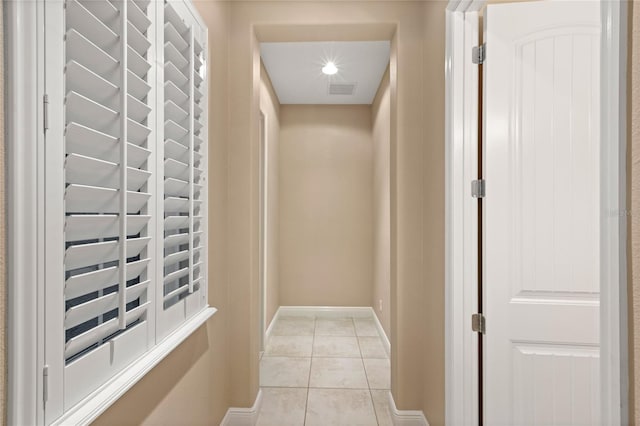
[322,61,338,75]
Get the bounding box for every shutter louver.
[161,2,206,319]
[63,0,153,364]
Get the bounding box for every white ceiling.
[260,41,390,105]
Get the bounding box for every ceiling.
[260,41,390,105]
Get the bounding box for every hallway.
[257,314,391,425]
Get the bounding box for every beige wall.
[94,1,231,424]
[372,67,391,337]
[279,105,373,307]
[260,63,281,328]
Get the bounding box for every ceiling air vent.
[328,83,357,96]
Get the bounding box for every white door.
[484,2,601,424]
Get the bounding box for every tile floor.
[257,314,392,426]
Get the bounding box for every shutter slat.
[164,197,189,213]
[65,258,150,300]
[163,284,189,302]
[165,81,189,106]
[66,122,151,168]
[194,87,203,103]
[165,216,189,231]
[165,61,189,87]
[127,21,150,57]
[128,70,151,101]
[128,94,152,123]
[65,280,149,329]
[164,250,189,267]
[165,177,189,197]
[128,0,151,34]
[66,0,119,57]
[65,184,151,214]
[66,29,118,83]
[65,237,151,271]
[164,233,189,247]
[65,215,150,241]
[193,102,203,119]
[164,3,188,35]
[163,267,189,285]
[193,71,203,87]
[66,60,118,111]
[128,46,151,79]
[165,120,189,143]
[66,91,118,137]
[164,158,189,181]
[165,139,189,162]
[194,37,203,55]
[65,153,151,191]
[128,118,152,145]
[165,42,189,70]
[78,0,118,26]
[194,54,202,71]
[165,100,189,124]
[64,302,150,359]
[164,22,189,53]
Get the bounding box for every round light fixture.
[322,62,338,75]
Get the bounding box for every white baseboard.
[370,309,391,356]
[388,391,430,426]
[277,305,375,318]
[220,389,263,426]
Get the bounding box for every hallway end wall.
[279,105,374,307]
[260,62,281,329]
[93,1,231,424]
[372,66,391,337]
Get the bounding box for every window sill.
[51,307,217,426]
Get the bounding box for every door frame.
[444,1,629,424]
[259,110,268,352]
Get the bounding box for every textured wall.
[259,63,281,328]
[279,105,373,307]
[372,67,391,337]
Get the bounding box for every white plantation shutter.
[40,0,208,422]
[44,0,157,419]
[158,0,207,339]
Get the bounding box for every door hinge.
[471,313,486,334]
[43,94,49,133]
[43,365,49,404]
[471,179,486,198]
[472,44,486,64]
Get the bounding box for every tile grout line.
[354,316,381,426]
[303,316,316,426]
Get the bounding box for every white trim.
[369,308,391,356]
[277,305,377,318]
[220,389,264,426]
[6,0,43,423]
[445,1,628,424]
[264,305,280,342]
[445,2,483,425]
[387,391,429,426]
[51,308,216,426]
[600,0,628,424]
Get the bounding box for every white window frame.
[6,1,216,425]
[444,1,629,424]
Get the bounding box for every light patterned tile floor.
[258,315,391,426]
